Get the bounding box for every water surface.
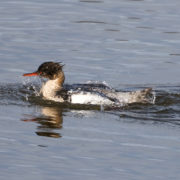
[0,0,180,179]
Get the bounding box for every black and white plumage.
[23,61,154,105]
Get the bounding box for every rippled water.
[1,0,180,179]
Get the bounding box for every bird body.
[23,62,153,105]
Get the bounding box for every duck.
[23,61,153,105]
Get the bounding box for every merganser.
[23,62,154,105]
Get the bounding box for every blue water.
[0,0,180,179]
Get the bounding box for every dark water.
[0,0,180,179]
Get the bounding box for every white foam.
[71,92,113,105]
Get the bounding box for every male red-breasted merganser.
[23,62,153,105]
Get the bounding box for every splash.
[21,76,42,100]
[2,79,180,117]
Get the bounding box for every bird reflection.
[22,107,63,138]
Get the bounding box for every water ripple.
[0,83,180,127]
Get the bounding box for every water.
[0,0,180,179]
